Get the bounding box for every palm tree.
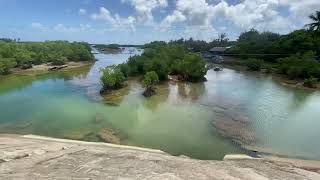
[306,11,320,32]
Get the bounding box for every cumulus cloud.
[91,7,136,31]
[214,0,320,32]
[160,0,218,40]
[121,0,168,24]
[162,0,215,28]
[79,8,87,15]
[160,0,320,37]
[161,11,186,28]
[212,0,288,30]
[279,0,320,17]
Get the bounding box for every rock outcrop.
[0,134,319,179]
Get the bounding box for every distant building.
[202,46,231,63]
[209,47,231,55]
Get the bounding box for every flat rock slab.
[0,134,319,179]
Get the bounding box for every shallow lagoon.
[1,48,320,160]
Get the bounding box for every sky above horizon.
[0,0,319,44]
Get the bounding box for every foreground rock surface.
[0,134,320,180]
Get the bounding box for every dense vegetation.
[93,44,122,53]
[228,29,319,61]
[228,11,320,62]
[166,33,234,53]
[0,40,94,75]
[100,65,126,93]
[245,58,264,71]
[127,42,207,81]
[232,11,320,88]
[142,71,159,97]
[100,43,208,94]
[93,44,120,50]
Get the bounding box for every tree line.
[228,11,320,88]
[0,40,94,75]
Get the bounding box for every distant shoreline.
[220,62,320,91]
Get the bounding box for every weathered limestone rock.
[212,111,255,144]
[96,128,120,144]
[213,119,255,143]
[0,134,319,179]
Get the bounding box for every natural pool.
[0,48,320,160]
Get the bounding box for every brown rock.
[143,86,156,97]
[213,111,255,144]
[96,128,120,144]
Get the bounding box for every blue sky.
[0,0,319,44]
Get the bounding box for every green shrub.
[100,65,126,93]
[52,56,67,65]
[287,67,302,79]
[118,63,130,78]
[125,44,207,82]
[143,71,159,87]
[277,52,320,79]
[0,58,17,75]
[304,76,318,88]
[264,64,273,73]
[180,53,207,81]
[246,58,264,71]
[142,71,159,97]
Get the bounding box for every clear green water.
[1,49,320,160]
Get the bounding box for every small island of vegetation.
[93,44,122,54]
[100,42,208,96]
[0,40,94,75]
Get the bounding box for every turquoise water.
[0,48,320,160]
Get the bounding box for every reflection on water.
[0,48,320,160]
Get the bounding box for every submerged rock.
[214,67,223,71]
[212,111,255,144]
[102,84,130,105]
[62,129,93,141]
[143,86,157,97]
[92,113,104,124]
[96,128,120,144]
[213,119,255,144]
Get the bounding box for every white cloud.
[212,0,320,32]
[121,0,168,24]
[212,0,286,30]
[79,8,87,15]
[53,24,93,33]
[162,0,215,27]
[161,0,319,36]
[161,10,186,28]
[31,22,48,31]
[91,7,136,31]
[279,0,320,17]
[160,0,218,40]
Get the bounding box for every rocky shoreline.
[0,134,319,179]
[10,61,94,76]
